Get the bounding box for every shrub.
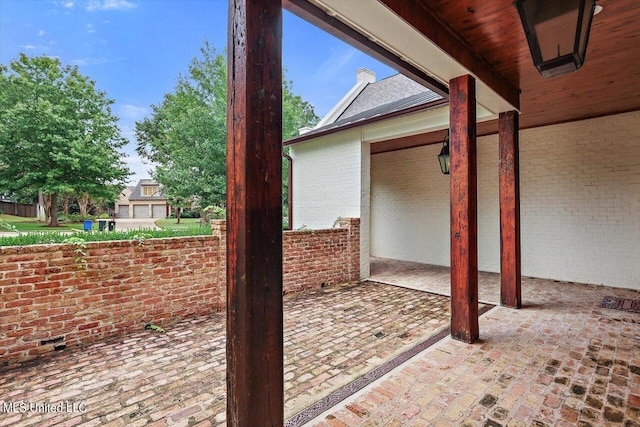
[58,213,95,222]
[180,210,201,219]
[210,206,225,219]
[0,228,211,247]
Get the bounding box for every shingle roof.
[127,179,166,201]
[337,74,436,121]
[295,73,444,140]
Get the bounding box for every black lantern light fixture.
[438,131,450,175]
[514,0,597,79]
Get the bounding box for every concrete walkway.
[111,218,159,232]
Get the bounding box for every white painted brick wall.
[371,144,451,266]
[371,111,640,289]
[290,130,363,230]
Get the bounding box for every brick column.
[210,220,227,308]
[338,217,360,282]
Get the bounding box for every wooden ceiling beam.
[283,0,449,98]
[379,0,520,110]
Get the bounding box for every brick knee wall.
[0,236,224,361]
[1,218,360,362]
[283,217,360,293]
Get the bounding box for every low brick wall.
[283,217,360,293]
[0,236,224,361]
[0,218,360,361]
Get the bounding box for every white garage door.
[152,205,166,218]
[117,205,129,219]
[133,205,150,218]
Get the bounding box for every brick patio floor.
[308,258,640,426]
[0,281,454,426]
[2,258,640,427]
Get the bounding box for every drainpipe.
[282,151,293,230]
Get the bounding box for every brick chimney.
[356,68,376,84]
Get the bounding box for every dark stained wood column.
[499,111,522,308]
[449,74,479,344]
[227,1,283,425]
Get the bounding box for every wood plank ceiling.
[382,0,640,132]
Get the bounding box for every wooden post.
[499,111,522,308]
[227,1,283,426]
[449,74,479,344]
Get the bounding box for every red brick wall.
[283,217,360,293]
[0,219,360,362]
[0,236,224,361]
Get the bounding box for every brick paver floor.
[0,282,453,426]
[309,258,640,426]
[3,258,640,427]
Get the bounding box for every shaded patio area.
[311,258,640,426]
[2,258,640,426]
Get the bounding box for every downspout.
[282,151,293,230]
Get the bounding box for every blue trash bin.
[83,220,93,232]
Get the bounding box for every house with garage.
[114,179,169,219]
[285,67,640,291]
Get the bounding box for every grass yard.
[0,214,84,232]
[155,217,207,231]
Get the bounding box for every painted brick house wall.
[370,110,640,289]
[291,130,363,230]
[0,219,360,361]
[291,130,371,277]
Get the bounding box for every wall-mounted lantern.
[438,131,450,175]
[514,0,596,79]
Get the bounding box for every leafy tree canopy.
[135,41,318,211]
[0,54,131,225]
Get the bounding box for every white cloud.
[38,29,47,36]
[86,0,136,12]
[86,23,96,33]
[119,104,149,121]
[69,57,107,66]
[19,44,37,50]
[123,151,154,185]
[70,56,125,66]
[63,1,74,9]
[314,48,357,83]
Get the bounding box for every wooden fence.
[0,201,37,218]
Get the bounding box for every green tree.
[0,54,131,226]
[135,41,318,219]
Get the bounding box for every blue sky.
[0,0,396,184]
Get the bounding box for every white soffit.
[312,0,518,115]
[363,105,496,144]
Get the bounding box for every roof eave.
[284,98,449,146]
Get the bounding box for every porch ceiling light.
[514,0,596,79]
[438,131,450,175]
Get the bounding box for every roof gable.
[128,179,166,201]
[291,71,444,141]
[337,74,433,121]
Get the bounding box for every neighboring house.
[115,179,169,219]
[285,68,640,290]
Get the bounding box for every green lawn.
[0,214,33,223]
[155,218,206,231]
[0,214,85,232]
